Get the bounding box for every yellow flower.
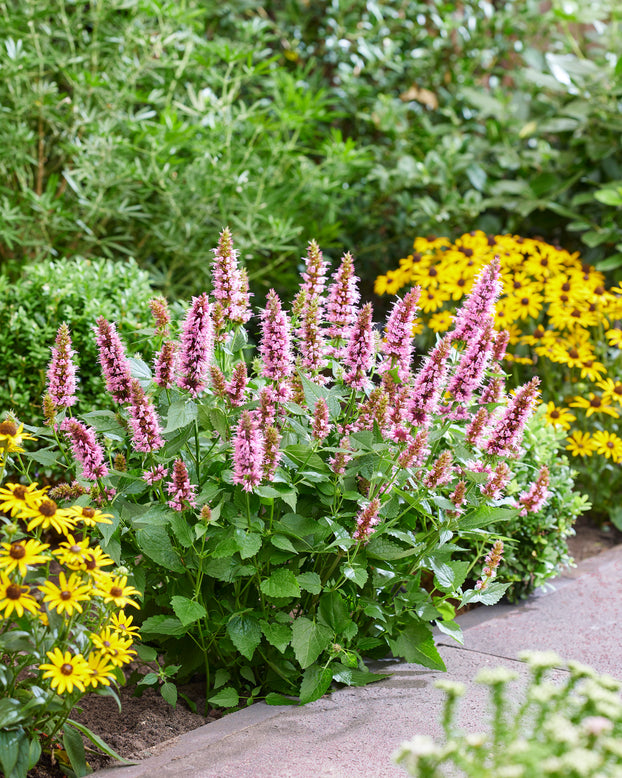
[0,418,37,454]
[591,431,622,463]
[543,402,576,431]
[569,393,620,419]
[566,431,597,457]
[428,310,454,333]
[90,627,136,667]
[80,546,115,577]
[39,571,92,616]
[0,482,47,518]
[0,571,40,618]
[418,285,447,313]
[23,498,76,535]
[109,611,140,639]
[66,504,113,527]
[598,378,622,406]
[606,328,622,348]
[578,360,607,381]
[506,291,544,321]
[85,651,116,688]
[0,538,50,577]
[94,574,140,609]
[53,535,92,569]
[40,648,90,694]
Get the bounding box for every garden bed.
[28,518,622,778]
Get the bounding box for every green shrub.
[0,257,154,419]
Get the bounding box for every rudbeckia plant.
[376,231,621,523]
[18,230,552,714]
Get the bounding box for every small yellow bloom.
[597,378,622,406]
[565,431,597,457]
[23,498,76,535]
[39,571,92,616]
[591,431,622,463]
[543,402,576,431]
[569,394,620,419]
[428,310,454,333]
[0,482,47,518]
[90,627,136,667]
[94,574,140,609]
[66,504,113,527]
[0,538,50,577]
[109,611,140,638]
[0,571,40,618]
[85,651,116,688]
[0,418,37,454]
[53,535,92,569]
[606,328,622,348]
[40,648,90,695]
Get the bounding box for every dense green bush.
[0,257,154,419]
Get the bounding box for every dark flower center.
[69,545,81,554]
[40,500,57,517]
[428,267,438,277]
[607,441,615,449]
[457,278,466,286]
[533,327,544,339]
[520,297,529,306]
[0,421,17,436]
[84,556,97,570]
[513,281,522,289]
[9,544,26,560]
[61,663,74,676]
[550,410,560,419]
[562,282,571,292]
[60,591,72,601]
[571,309,581,318]
[590,397,602,408]
[82,507,96,519]
[13,485,27,500]
[568,349,579,359]
[110,586,123,598]
[595,285,605,295]
[104,640,111,648]
[6,584,23,600]
[614,386,622,395]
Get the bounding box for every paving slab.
[94,545,622,778]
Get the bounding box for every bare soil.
[28,517,622,777]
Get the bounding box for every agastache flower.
[209,366,227,399]
[177,294,213,397]
[61,418,109,481]
[293,240,328,313]
[255,386,277,427]
[154,341,177,389]
[355,388,390,434]
[447,322,495,404]
[481,461,512,500]
[226,362,248,406]
[353,497,381,542]
[95,317,133,404]
[296,296,327,380]
[166,460,197,511]
[344,303,375,390]
[46,323,77,411]
[398,429,429,469]
[449,480,467,514]
[486,377,540,457]
[312,398,330,441]
[475,540,504,591]
[143,465,168,485]
[409,336,452,425]
[211,227,251,325]
[259,290,294,380]
[262,426,281,481]
[517,465,550,516]
[326,252,360,346]
[149,297,171,336]
[329,438,352,475]
[480,376,505,406]
[452,258,502,342]
[128,380,164,453]
[378,288,421,382]
[424,450,454,489]
[232,410,265,492]
[465,407,489,447]
[492,329,510,363]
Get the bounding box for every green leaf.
[67,720,136,765]
[387,622,446,671]
[265,692,298,706]
[260,569,301,598]
[214,669,231,689]
[260,620,292,653]
[332,665,391,687]
[296,572,322,594]
[163,399,198,433]
[160,682,178,708]
[136,525,184,572]
[366,536,417,560]
[271,534,299,553]
[0,730,22,777]
[171,596,207,627]
[234,529,262,559]
[0,698,25,729]
[460,506,517,531]
[169,511,195,548]
[22,449,59,467]
[596,255,622,272]
[299,664,333,704]
[427,558,470,592]
[63,724,88,778]
[128,357,152,386]
[291,617,333,669]
[435,620,464,645]
[227,614,262,660]
[134,644,157,662]
[207,407,229,439]
[594,189,622,206]
[140,615,186,637]
[341,564,368,588]
[318,591,352,633]
[208,687,239,708]
[462,582,510,606]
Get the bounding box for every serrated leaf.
[140,615,186,636]
[260,568,301,598]
[366,536,417,560]
[169,511,195,548]
[163,399,198,433]
[299,664,333,704]
[134,645,157,662]
[234,529,262,559]
[460,505,517,531]
[291,617,333,669]
[208,407,229,439]
[136,525,184,572]
[22,449,59,467]
[170,596,206,627]
[296,572,322,594]
[260,620,292,653]
[435,620,464,645]
[462,581,510,606]
[160,682,178,708]
[208,687,239,708]
[227,614,262,660]
[342,564,368,588]
[387,622,446,671]
[128,357,152,386]
[271,534,298,553]
[265,692,298,706]
[332,665,391,687]
[214,669,231,689]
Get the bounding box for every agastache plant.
[45,323,78,414]
[37,241,545,714]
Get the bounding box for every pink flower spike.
[447,322,495,404]
[451,258,502,342]
[46,322,78,411]
[424,450,453,489]
[486,377,540,457]
[226,362,248,407]
[154,340,178,389]
[475,540,504,591]
[166,460,197,511]
[326,252,360,345]
[177,294,213,397]
[61,417,109,481]
[481,461,512,500]
[312,397,330,441]
[128,380,164,453]
[293,240,328,313]
[143,465,168,484]
[492,329,510,363]
[262,426,282,482]
[517,465,550,516]
[259,290,294,380]
[296,296,327,380]
[211,227,251,325]
[232,410,265,492]
[353,497,381,543]
[95,317,133,404]
[378,288,421,382]
[344,303,375,390]
[149,297,171,336]
[408,335,452,425]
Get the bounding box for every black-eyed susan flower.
[0,482,47,518]
[66,504,113,527]
[591,431,622,463]
[80,546,115,577]
[428,310,454,333]
[597,378,622,406]
[606,328,622,348]
[578,360,607,381]
[39,571,92,616]
[94,574,140,609]
[22,498,76,535]
[0,538,50,577]
[543,402,576,431]
[0,571,40,617]
[109,611,140,639]
[570,393,620,419]
[507,291,544,321]
[84,651,116,688]
[39,648,90,694]
[53,535,91,570]
[565,430,597,457]
[90,627,136,667]
[0,418,37,454]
